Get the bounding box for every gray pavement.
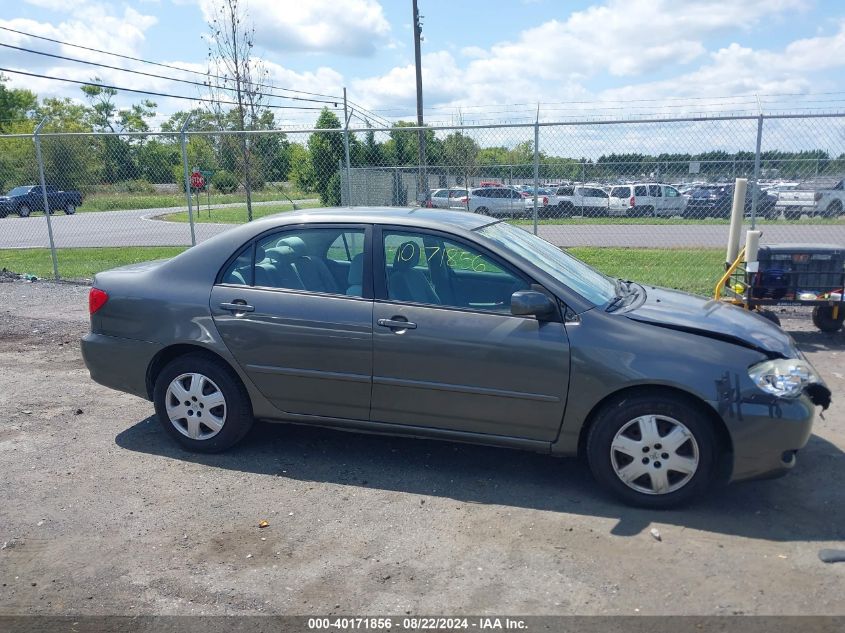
[1,205,844,249]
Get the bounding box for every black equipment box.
[752,243,845,301]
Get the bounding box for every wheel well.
[145,344,237,400]
[576,385,733,464]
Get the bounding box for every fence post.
[532,111,540,236]
[32,118,60,281]
[749,114,763,230]
[180,113,196,246]
[342,88,353,207]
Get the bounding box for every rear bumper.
[716,393,818,482]
[80,332,163,400]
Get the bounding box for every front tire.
[586,392,717,508]
[153,352,254,453]
[826,200,843,217]
[18,205,31,218]
[64,203,76,215]
[812,306,845,333]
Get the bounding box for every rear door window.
[648,185,662,197]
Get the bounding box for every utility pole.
[412,0,427,204]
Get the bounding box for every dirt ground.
[1,279,844,616]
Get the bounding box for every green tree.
[0,74,37,132]
[308,108,344,204]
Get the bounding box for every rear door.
[608,186,630,215]
[370,226,570,441]
[662,185,684,215]
[210,224,374,420]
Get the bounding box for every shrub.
[322,171,342,206]
[110,179,156,194]
[212,170,239,194]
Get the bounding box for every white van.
[608,183,686,217]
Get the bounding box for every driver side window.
[383,230,528,313]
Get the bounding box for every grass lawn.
[1,245,724,295]
[157,199,322,224]
[76,187,314,213]
[0,247,188,280]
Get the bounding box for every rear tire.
[558,203,573,218]
[826,200,843,217]
[153,352,254,453]
[586,392,717,508]
[475,206,490,216]
[812,306,845,333]
[18,205,31,218]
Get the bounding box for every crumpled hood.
[625,286,800,358]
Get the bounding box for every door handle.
[219,301,255,313]
[377,318,417,330]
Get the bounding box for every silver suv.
[465,186,529,216]
[608,183,686,217]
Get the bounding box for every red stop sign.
[190,171,205,189]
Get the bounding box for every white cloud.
[347,0,817,118]
[198,0,391,57]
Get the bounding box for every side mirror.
[511,290,556,319]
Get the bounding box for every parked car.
[550,185,610,217]
[461,186,533,217]
[81,207,831,508]
[685,184,778,220]
[0,184,83,218]
[427,188,455,209]
[608,183,686,217]
[774,178,845,219]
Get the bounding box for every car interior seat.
[346,252,364,296]
[278,236,340,294]
[388,241,440,304]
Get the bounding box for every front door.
[370,227,570,442]
[210,225,373,420]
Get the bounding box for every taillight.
[89,288,108,315]
[543,196,548,205]
[629,196,636,207]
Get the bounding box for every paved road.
[1,205,844,249]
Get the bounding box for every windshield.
[476,221,617,306]
[6,186,31,196]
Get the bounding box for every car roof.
[252,206,496,231]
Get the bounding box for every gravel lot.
[1,279,844,616]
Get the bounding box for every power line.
[0,25,391,126]
[0,42,342,107]
[0,24,343,101]
[0,67,339,112]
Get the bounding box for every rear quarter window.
[634,185,648,196]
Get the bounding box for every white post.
[726,178,748,266]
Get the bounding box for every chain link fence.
[1,113,843,295]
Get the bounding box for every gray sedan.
[81,208,831,507]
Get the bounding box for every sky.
[1,0,845,132]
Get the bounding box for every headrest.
[263,245,295,262]
[348,252,364,284]
[255,244,266,262]
[277,236,307,256]
[393,241,421,271]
